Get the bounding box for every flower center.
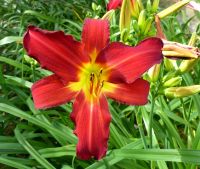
[69,63,108,99]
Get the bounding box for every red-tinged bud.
[187,1,200,12]
[162,39,200,59]
[178,33,199,73]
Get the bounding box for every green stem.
[149,94,155,148]
[136,107,148,149]
[31,63,36,82]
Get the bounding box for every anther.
[90,73,94,81]
[99,68,103,75]
[90,73,95,94]
[101,80,104,87]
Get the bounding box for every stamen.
[99,68,103,75]
[90,73,94,81]
[101,80,104,87]
[96,80,104,97]
[89,69,104,96]
[90,73,95,94]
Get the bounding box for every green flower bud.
[92,2,97,11]
[138,10,146,31]
[131,0,143,18]
[24,54,37,65]
[157,0,191,19]
[146,0,152,12]
[164,85,200,98]
[102,10,115,21]
[152,0,160,13]
[162,72,177,82]
[164,58,177,71]
[178,33,198,73]
[143,17,153,35]
[163,77,182,87]
[178,59,198,73]
[120,0,132,41]
[147,64,160,82]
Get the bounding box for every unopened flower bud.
[162,72,177,82]
[163,77,182,87]
[120,0,132,41]
[143,17,153,35]
[131,0,143,18]
[152,0,160,12]
[157,0,191,19]
[146,0,152,12]
[147,64,160,82]
[132,20,140,33]
[92,2,98,11]
[164,85,200,98]
[162,39,199,59]
[178,59,198,73]
[187,1,200,12]
[102,9,115,21]
[138,10,146,32]
[178,33,198,73]
[24,54,37,65]
[164,58,177,71]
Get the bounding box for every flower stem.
[136,107,148,149]
[149,93,156,148]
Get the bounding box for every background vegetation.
[0,0,200,168]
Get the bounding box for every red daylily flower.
[107,0,122,10]
[23,18,163,160]
[107,0,135,11]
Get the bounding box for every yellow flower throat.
[69,63,109,99]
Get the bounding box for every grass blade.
[14,127,56,169]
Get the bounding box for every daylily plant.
[23,18,163,160]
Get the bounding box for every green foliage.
[0,0,200,169]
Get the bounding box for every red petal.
[82,19,110,62]
[107,0,122,10]
[104,78,150,105]
[96,37,163,83]
[71,92,111,160]
[23,26,89,82]
[32,75,77,109]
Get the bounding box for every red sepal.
[31,75,77,109]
